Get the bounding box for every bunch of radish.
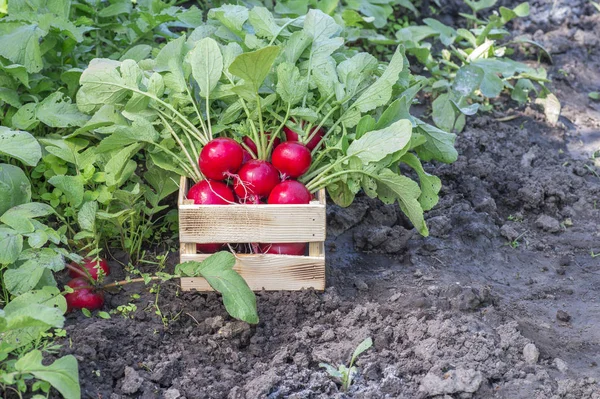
[187,124,323,256]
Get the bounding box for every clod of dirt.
[559,255,572,266]
[554,358,569,373]
[556,310,571,322]
[353,225,413,253]
[523,343,540,365]
[217,321,250,338]
[327,201,369,236]
[353,278,368,291]
[535,215,561,232]
[120,366,144,394]
[165,389,181,399]
[419,369,483,396]
[500,224,521,241]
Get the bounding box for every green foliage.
[392,2,554,132]
[78,6,452,235]
[320,337,373,391]
[258,0,554,132]
[0,0,202,267]
[0,128,41,166]
[176,252,258,324]
[0,288,80,399]
[0,164,31,216]
[0,0,203,131]
[0,110,79,399]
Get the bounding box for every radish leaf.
[347,119,412,163]
[190,38,223,98]
[177,252,258,324]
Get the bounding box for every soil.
[57,1,600,398]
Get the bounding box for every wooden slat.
[180,242,196,256]
[180,254,325,291]
[309,189,326,258]
[179,204,325,243]
[178,177,326,243]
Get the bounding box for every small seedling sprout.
[319,337,373,391]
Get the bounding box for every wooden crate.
[178,177,326,291]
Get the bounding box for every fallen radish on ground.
[68,258,110,281]
[65,277,105,311]
[61,253,259,324]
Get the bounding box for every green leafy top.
[77,6,456,236]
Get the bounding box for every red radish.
[242,149,253,164]
[284,122,325,151]
[199,138,244,180]
[234,160,279,200]
[272,142,311,178]
[268,181,311,204]
[65,278,104,312]
[69,258,110,280]
[196,243,223,253]
[187,180,235,205]
[259,242,307,255]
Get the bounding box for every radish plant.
[0,130,80,399]
[77,6,457,237]
[320,337,373,391]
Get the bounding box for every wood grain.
[179,253,325,291]
[178,177,326,243]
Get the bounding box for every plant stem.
[239,99,261,158]
[153,142,199,181]
[156,107,206,146]
[86,80,207,144]
[64,263,91,280]
[306,105,339,145]
[300,147,337,179]
[103,276,166,289]
[206,95,213,140]
[240,141,257,158]
[267,17,300,46]
[158,114,202,181]
[186,86,210,141]
[306,169,366,192]
[304,155,355,190]
[304,93,336,134]
[266,103,290,157]
[311,114,346,157]
[256,93,267,159]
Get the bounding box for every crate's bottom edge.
[177,253,326,292]
[180,277,326,292]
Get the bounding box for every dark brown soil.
[58,1,600,398]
